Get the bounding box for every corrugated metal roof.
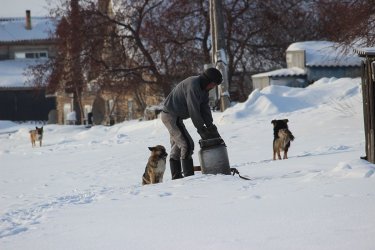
[0,17,56,42]
[252,67,306,78]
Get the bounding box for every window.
[15,51,48,59]
[25,53,35,58]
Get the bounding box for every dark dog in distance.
[271,119,295,160]
[142,145,168,185]
[29,126,43,147]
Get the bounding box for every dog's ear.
[271,120,276,126]
[283,119,289,123]
[148,147,155,151]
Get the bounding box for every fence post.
[355,48,375,163]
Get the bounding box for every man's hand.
[198,124,221,140]
[197,127,209,140]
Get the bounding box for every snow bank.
[219,77,361,123]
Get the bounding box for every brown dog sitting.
[29,126,44,147]
[142,145,168,185]
[271,119,295,160]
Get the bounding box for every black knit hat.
[203,68,223,85]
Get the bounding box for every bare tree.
[315,0,375,48]
[28,0,86,124]
[28,0,325,108]
[221,0,320,100]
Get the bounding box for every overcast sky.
[0,0,54,18]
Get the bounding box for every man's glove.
[197,127,209,140]
[198,124,221,140]
[206,124,220,138]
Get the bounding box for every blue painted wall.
[306,66,361,82]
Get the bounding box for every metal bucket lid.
[199,137,225,148]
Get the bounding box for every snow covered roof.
[0,59,41,88]
[252,67,306,78]
[287,41,361,67]
[0,16,55,43]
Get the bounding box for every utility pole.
[210,0,230,111]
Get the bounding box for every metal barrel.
[198,138,231,175]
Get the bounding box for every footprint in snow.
[159,192,172,197]
[365,169,374,178]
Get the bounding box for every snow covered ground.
[1,77,374,250]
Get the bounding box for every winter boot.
[170,158,183,180]
[182,157,194,177]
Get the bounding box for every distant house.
[252,41,362,90]
[0,11,57,122]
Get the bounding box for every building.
[0,11,57,122]
[252,41,362,90]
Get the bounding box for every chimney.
[25,10,31,30]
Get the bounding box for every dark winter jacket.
[163,76,213,131]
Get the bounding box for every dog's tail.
[287,129,295,141]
